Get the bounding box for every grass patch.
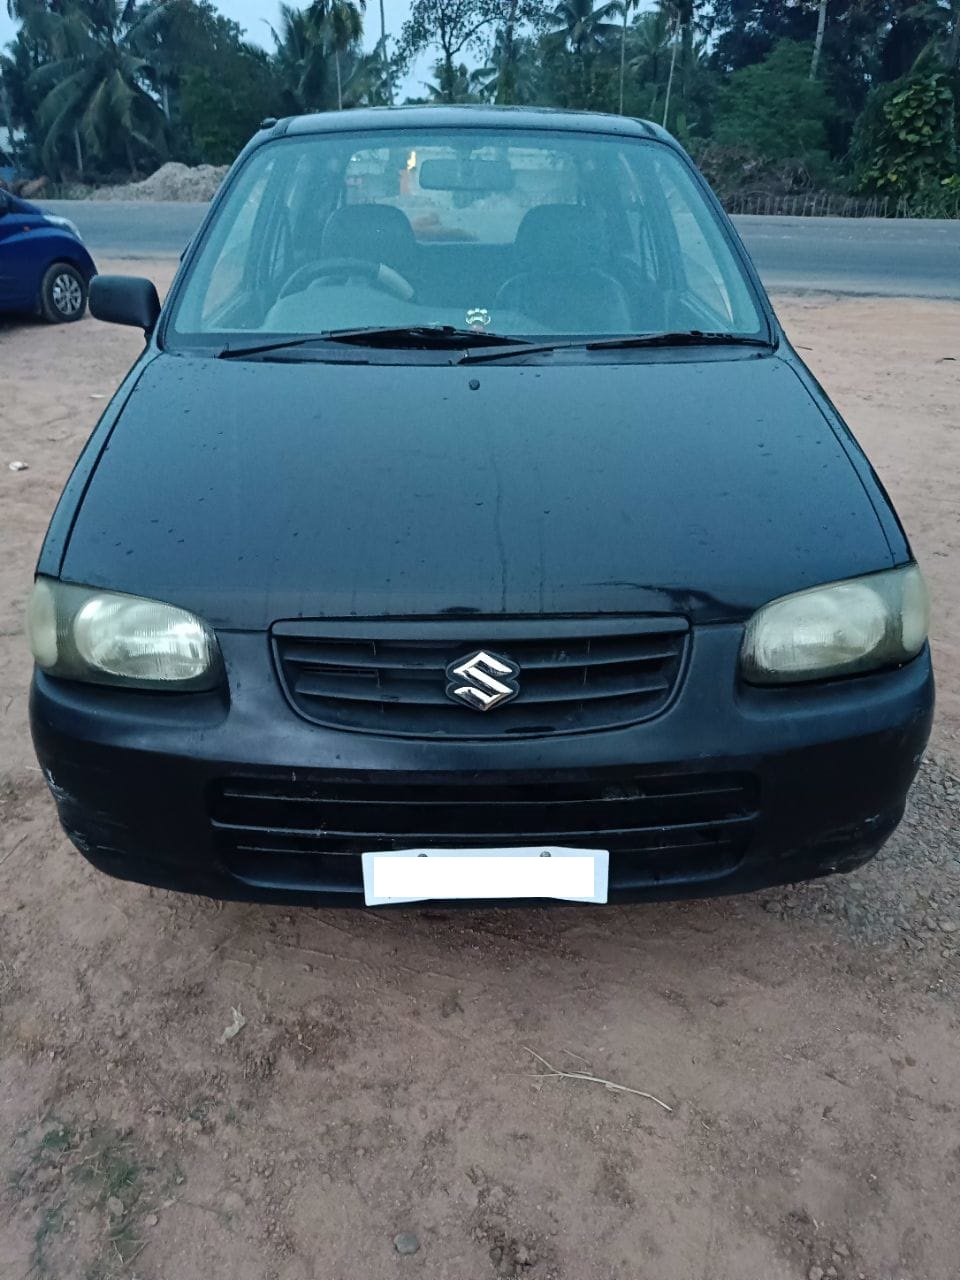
[4,1119,178,1279]
[40,1122,75,1153]
[33,1201,65,1274]
[72,1132,142,1209]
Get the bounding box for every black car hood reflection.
[60,350,894,630]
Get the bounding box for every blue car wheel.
[40,261,88,323]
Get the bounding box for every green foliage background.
[1,0,959,214]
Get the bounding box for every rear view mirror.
[418,158,514,193]
[90,275,161,332]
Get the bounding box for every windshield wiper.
[218,325,531,359]
[585,331,772,352]
[218,327,772,362]
[459,331,772,365]
[322,324,532,349]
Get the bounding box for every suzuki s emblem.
[446,650,520,712]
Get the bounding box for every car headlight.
[26,578,222,690]
[44,214,83,241]
[740,564,929,685]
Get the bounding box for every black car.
[28,107,933,907]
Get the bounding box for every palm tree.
[269,2,326,112]
[131,0,205,121]
[316,0,365,110]
[423,58,476,103]
[661,7,680,127]
[474,0,537,104]
[25,0,168,179]
[810,0,827,79]
[377,0,392,101]
[617,0,640,114]
[627,7,673,117]
[656,0,701,127]
[547,0,621,59]
[546,0,621,107]
[272,0,373,112]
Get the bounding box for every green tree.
[399,0,540,104]
[713,38,837,165]
[178,46,278,163]
[399,0,497,104]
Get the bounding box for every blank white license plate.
[361,847,609,906]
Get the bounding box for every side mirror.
[90,275,161,332]
[0,189,10,215]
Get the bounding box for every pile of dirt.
[83,161,229,202]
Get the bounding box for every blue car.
[0,190,97,322]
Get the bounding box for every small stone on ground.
[394,1231,420,1256]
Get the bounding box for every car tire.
[39,262,88,323]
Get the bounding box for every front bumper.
[30,626,934,905]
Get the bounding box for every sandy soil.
[1,267,959,1280]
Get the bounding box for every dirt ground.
[1,266,959,1280]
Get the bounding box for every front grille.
[272,618,688,738]
[210,770,759,893]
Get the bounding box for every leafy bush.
[852,70,959,201]
[713,40,837,166]
[694,143,836,202]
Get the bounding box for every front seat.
[496,204,632,332]
[321,204,418,284]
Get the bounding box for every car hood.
[61,350,893,629]
[9,193,41,215]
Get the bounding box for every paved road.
[42,199,208,259]
[733,214,960,298]
[39,200,960,299]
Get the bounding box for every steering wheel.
[495,266,626,306]
[279,257,415,303]
[495,266,632,329]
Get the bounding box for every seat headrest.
[513,204,608,271]
[321,204,417,272]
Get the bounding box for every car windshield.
[167,126,765,348]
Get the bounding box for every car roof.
[271,105,676,146]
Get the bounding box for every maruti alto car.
[28,107,933,907]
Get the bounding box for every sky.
[0,0,431,99]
